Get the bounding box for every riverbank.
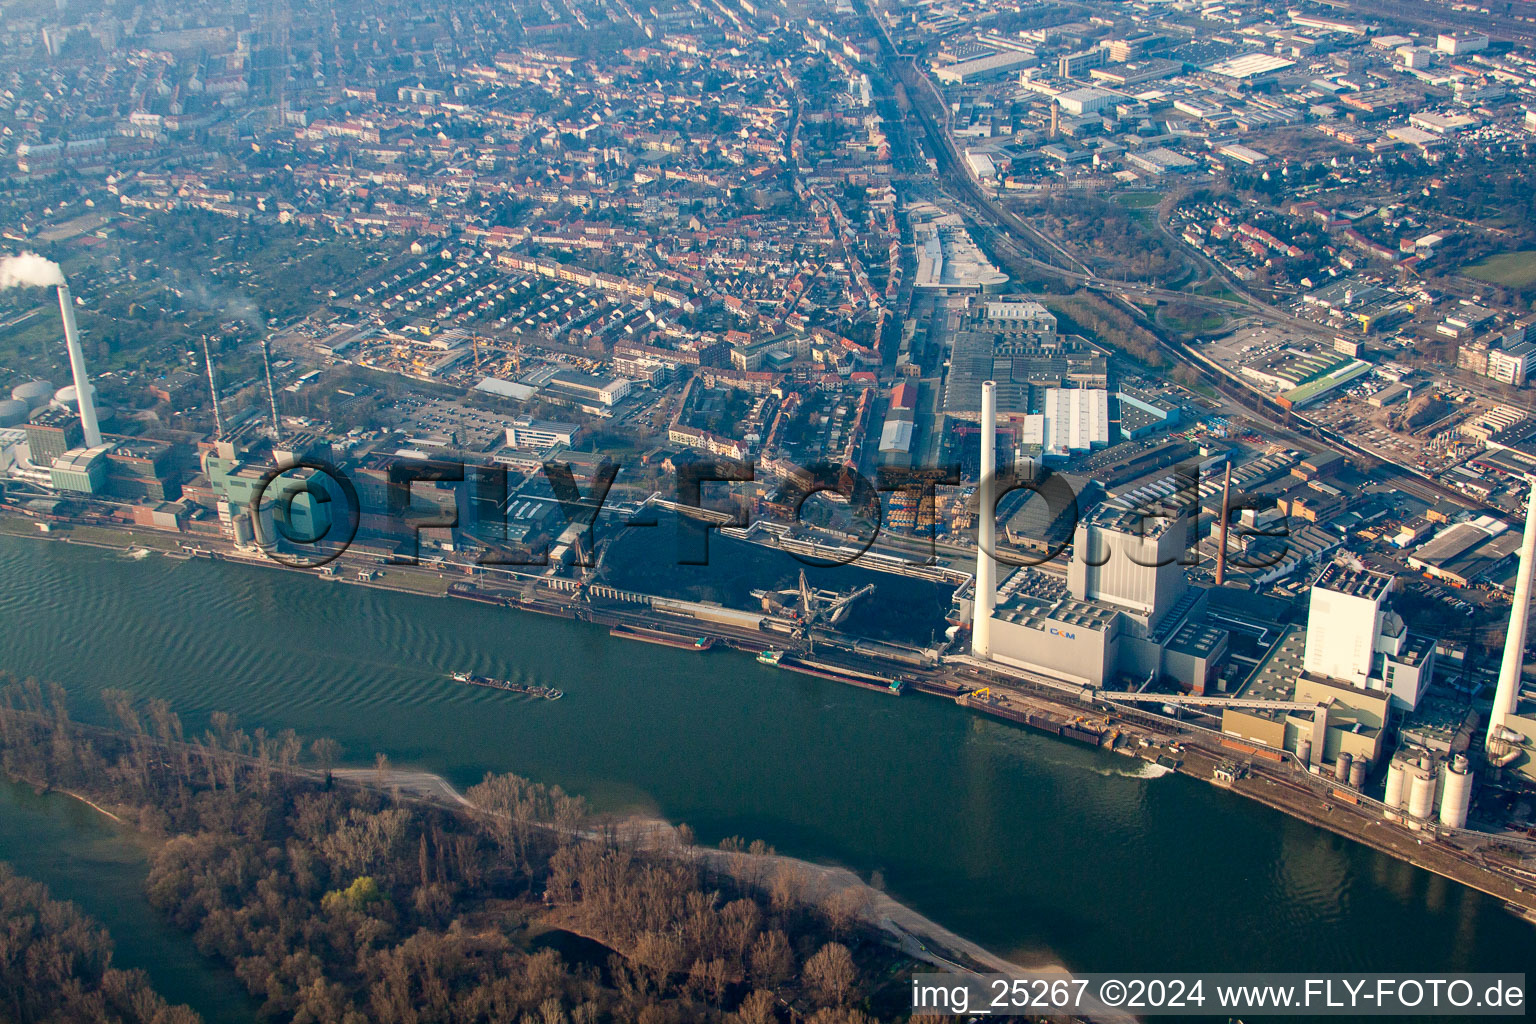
[333,767,1068,979]
[38,512,1535,925]
[19,726,1069,985]
[1,697,1074,1024]
[1,525,1530,980]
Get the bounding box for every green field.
[1465,251,1536,289]
[1161,306,1226,334]
[1115,191,1162,209]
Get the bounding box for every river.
[0,533,1527,1006]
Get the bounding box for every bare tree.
[748,930,793,989]
[732,989,778,1024]
[803,942,856,1006]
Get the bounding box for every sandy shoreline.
[335,766,1138,1024]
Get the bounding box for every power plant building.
[1302,564,1436,713]
[965,497,1229,690]
[205,453,341,550]
[23,407,84,468]
[104,440,182,501]
[1221,562,1438,770]
[48,444,110,494]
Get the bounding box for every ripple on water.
[0,535,1532,979]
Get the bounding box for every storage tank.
[1348,757,1367,790]
[1297,738,1312,769]
[52,382,97,412]
[1384,759,1406,819]
[0,398,28,426]
[1333,751,1352,783]
[10,379,52,410]
[1407,762,1438,829]
[1438,755,1473,830]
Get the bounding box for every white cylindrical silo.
[53,383,96,412]
[1384,759,1406,819]
[1438,755,1473,830]
[1407,763,1438,829]
[10,378,52,410]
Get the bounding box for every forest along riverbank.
[331,767,1077,982]
[0,779,261,1024]
[0,533,1532,980]
[0,688,993,1024]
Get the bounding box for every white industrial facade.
[1303,567,1392,688]
[1301,563,1435,712]
[1021,388,1110,459]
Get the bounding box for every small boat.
[757,649,786,666]
[887,679,906,695]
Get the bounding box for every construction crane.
[752,571,876,631]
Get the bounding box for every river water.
[0,533,1527,1006]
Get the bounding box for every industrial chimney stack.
[1216,462,1232,586]
[973,380,997,660]
[262,335,283,442]
[201,335,226,437]
[1489,475,1536,748]
[56,285,101,447]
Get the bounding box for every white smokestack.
[973,379,997,660]
[56,284,101,447]
[201,335,226,437]
[1489,475,1536,746]
[0,254,101,448]
[261,335,283,441]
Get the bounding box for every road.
[854,0,1509,522]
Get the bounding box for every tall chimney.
[201,334,226,437]
[1489,475,1536,746]
[261,335,283,442]
[1216,461,1232,586]
[973,379,997,660]
[56,284,101,447]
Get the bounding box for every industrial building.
[965,472,1229,691]
[933,50,1037,84]
[504,418,581,451]
[941,299,1115,431]
[1302,564,1436,713]
[49,445,110,494]
[1019,388,1110,460]
[545,371,631,408]
[204,446,343,550]
[23,407,83,468]
[1220,562,1439,772]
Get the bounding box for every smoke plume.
[0,252,66,290]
